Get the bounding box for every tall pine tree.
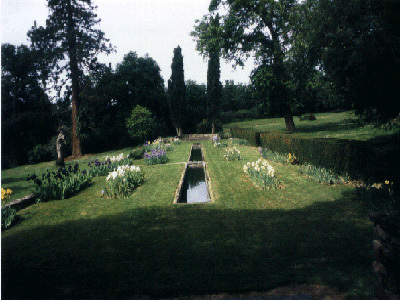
[167,46,186,136]
[28,0,114,157]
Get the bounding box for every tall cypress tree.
[28,0,114,157]
[167,46,186,136]
[206,14,222,134]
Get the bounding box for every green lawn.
[224,111,400,141]
[1,141,375,299]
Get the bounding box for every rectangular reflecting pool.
[189,148,203,162]
[177,166,210,203]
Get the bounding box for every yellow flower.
[1,188,13,200]
[385,180,390,185]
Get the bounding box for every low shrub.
[129,147,145,160]
[28,144,55,164]
[243,158,281,190]
[224,147,242,161]
[27,164,93,202]
[102,165,144,198]
[143,147,168,165]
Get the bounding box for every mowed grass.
[2,141,374,299]
[224,111,400,141]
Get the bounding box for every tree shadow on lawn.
[2,196,375,300]
[295,119,362,135]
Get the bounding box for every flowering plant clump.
[288,153,299,165]
[27,164,93,202]
[224,147,242,161]
[1,188,16,230]
[102,165,144,198]
[243,158,281,190]
[105,153,125,162]
[143,147,168,165]
[144,140,175,153]
[88,154,134,177]
[1,188,13,202]
[213,135,227,148]
[299,164,348,185]
[87,158,113,176]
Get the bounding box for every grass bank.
[224,111,400,141]
[2,141,374,299]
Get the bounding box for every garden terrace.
[1,140,376,299]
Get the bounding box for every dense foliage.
[193,0,400,128]
[126,105,156,144]
[1,44,57,169]
[28,0,114,157]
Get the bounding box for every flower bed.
[243,158,280,190]
[224,147,242,161]
[27,164,93,202]
[88,153,133,176]
[102,165,144,198]
[144,147,168,165]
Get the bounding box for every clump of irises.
[87,158,113,176]
[87,154,133,177]
[27,163,92,203]
[143,147,168,165]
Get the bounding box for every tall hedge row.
[229,127,261,146]
[230,126,396,182]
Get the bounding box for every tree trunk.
[284,114,296,133]
[211,122,215,134]
[71,90,82,157]
[67,0,82,157]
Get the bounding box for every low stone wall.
[370,212,400,299]
[3,194,35,211]
[181,134,218,141]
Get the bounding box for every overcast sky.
[1,0,255,85]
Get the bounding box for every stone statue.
[56,127,66,164]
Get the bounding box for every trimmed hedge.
[230,127,261,147]
[230,126,399,182]
[259,131,389,181]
